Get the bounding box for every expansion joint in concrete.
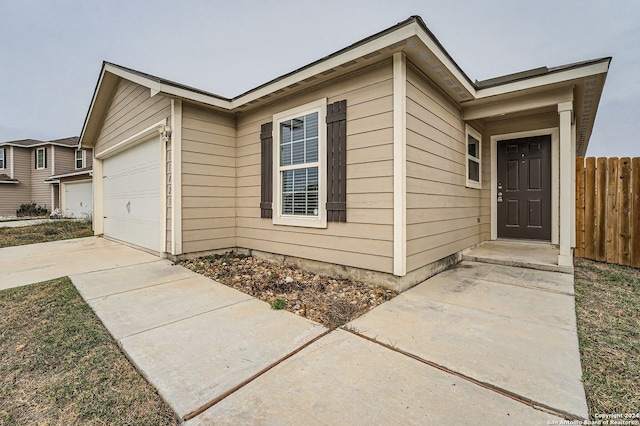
[340,327,585,422]
[182,329,333,422]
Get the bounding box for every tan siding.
[180,102,237,254]
[95,80,171,156]
[54,147,76,175]
[405,65,484,273]
[235,62,395,273]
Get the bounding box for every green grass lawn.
[0,220,93,248]
[0,278,178,425]
[574,258,640,417]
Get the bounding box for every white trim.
[75,149,86,169]
[272,98,327,228]
[465,125,482,189]
[36,147,46,170]
[490,128,559,243]
[476,61,610,99]
[104,63,230,110]
[571,121,577,248]
[95,121,166,159]
[93,156,104,234]
[51,146,55,175]
[171,99,183,255]
[9,146,14,178]
[160,129,167,256]
[51,184,56,211]
[393,52,407,276]
[558,102,573,266]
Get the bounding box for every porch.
[462,240,573,274]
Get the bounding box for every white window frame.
[75,149,86,169]
[0,149,5,169]
[36,147,46,170]
[465,125,482,189]
[272,98,327,228]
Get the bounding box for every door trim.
[491,128,559,244]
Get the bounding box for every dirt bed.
[180,253,397,329]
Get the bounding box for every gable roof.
[0,136,79,148]
[79,15,610,154]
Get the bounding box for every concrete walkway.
[0,218,69,228]
[0,238,585,424]
[0,237,158,291]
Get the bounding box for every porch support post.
[558,101,573,267]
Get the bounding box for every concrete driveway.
[0,238,584,424]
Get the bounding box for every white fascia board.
[414,27,476,96]
[231,23,419,108]
[79,68,107,148]
[476,61,610,99]
[104,64,231,110]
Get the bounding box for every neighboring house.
[0,137,94,219]
[78,16,610,290]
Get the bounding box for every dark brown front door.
[497,135,551,240]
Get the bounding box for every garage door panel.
[65,181,93,219]
[103,136,162,252]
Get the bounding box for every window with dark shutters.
[260,99,347,223]
[260,122,273,218]
[326,100,347,222]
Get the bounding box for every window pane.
[306,138,318,163]
[468,159,480,182]
[281,144,291,166]
[305,113,318,139]
[281,120,292,144]
[291,118,304,141]
[281,167,318,216]
[468,135,478,158]
[291,141,305,165]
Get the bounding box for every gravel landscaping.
[180,252,397,329]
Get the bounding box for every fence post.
[575,157,585,257]
[584,158,596,260]
[596,157,607,261]
[632,158,640,267]
[618,158,631,265]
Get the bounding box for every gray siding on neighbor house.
[180,102,237,253]
[94,79,171,156]
[405,65,485,273]
[235,61,395,273]
[30,146,54,209]
[0,148,31,215]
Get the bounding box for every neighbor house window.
[273,99,326,228]
[466,125,482,189]
[0,149,5,169]
[75,149,85,169]
[36,147,46,170]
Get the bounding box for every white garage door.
[64,181,93,219]
[103,136,161,252]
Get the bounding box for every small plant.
[16,203,49,218]
[270,298,287,310]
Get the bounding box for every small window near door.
[466,125,482,189]
[75,149,85,169]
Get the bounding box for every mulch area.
[179,252,397,329]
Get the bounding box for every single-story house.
[0,137,93,218]
[78,16,610,290]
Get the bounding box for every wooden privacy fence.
[575,157,640,267]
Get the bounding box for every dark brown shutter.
[326,100,347,222]
[34,149,37,169]
[44,147,47,169]
[260,122,273,218]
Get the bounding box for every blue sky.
[1,0,638,157]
